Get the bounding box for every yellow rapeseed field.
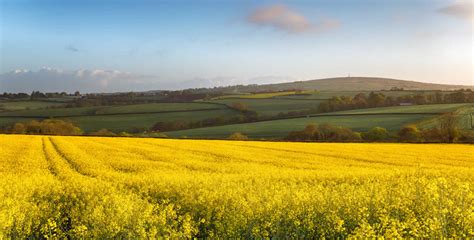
[0,134,473,238]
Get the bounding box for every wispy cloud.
[65,45,79,52]
[247,4,340,34]
[438,1,473,21]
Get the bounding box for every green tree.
[368,92,386,107]
[398,125,421,142]
[362,127,389,141]
[90,129,117,136]
[315,124,361,141]
[39,119,83,135]
[286,124,319,141]
[11,123,26,134]
[8,119,82,135]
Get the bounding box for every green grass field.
[0,102,226,117]
[164,114,433,139]
[1,98,470,136]
[277,90,445,100]
[213,91,304,99]
[0,102,238,133]
[214,90,457,101]
[95,102,225,114]
[165,104,473,139]
[209,98,323,116]
[64,109,239,133]
[416,105,474,130]
[317,103,474,115]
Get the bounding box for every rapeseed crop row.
[0,134,472,238]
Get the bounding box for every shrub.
[398,125,422,142]
[458,130,474,143]
[230,102,248,112]
[317,124,361,141]
[8,119,83,135]
[362,127,389,141]
[118,132,132,137]
[421,113,461,143]
[151,121,189,132]
[286,124,319,141]
[228,132,249,140]
[90,129,116,136]
[421,127,443,143]
[286,124,361,142]
[11,122,27,134]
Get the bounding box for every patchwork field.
[0,134,472,238]
[166,114,433,139]
[94,102,223,114]
[0,102,226,117]
[166,103,472,139]
[275,90,442,100]
[212,91,303,99]
[319,103,473,115]
[64,109,238,133]
[215,90,455,101]
[208,98,323,116]
[0,102,238,133]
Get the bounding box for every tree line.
[2,119,83,135]
[0,120,132,137]
[1,112,472,143]
[284,113,473,143]
[148,89,474,133]
[318,89,474,113]
[149,102,259,132]
[0,91,79,100]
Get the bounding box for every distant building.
[399,102,413,106]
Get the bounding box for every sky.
[0,0,473,92]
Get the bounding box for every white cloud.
[247,4,340,34]
[438,1,473,21]
[0,68,169,93]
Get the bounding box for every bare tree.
[439,113,460,143]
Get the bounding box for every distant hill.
[210,77,472,93]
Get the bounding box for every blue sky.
[0,0,472,92]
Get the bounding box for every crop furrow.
[138,140,255,164]
[48,137,97,178]
[82,140,181,168]
[41,137,60,177]
[224,142,410,167]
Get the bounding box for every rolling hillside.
[165,103,473,139]
[211,77,472,93]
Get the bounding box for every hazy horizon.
[1,0,473,92]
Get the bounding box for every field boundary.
[164,112,445,129]
[0,107,226,118]
[1,133,472,144]
[210,97,329,101]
